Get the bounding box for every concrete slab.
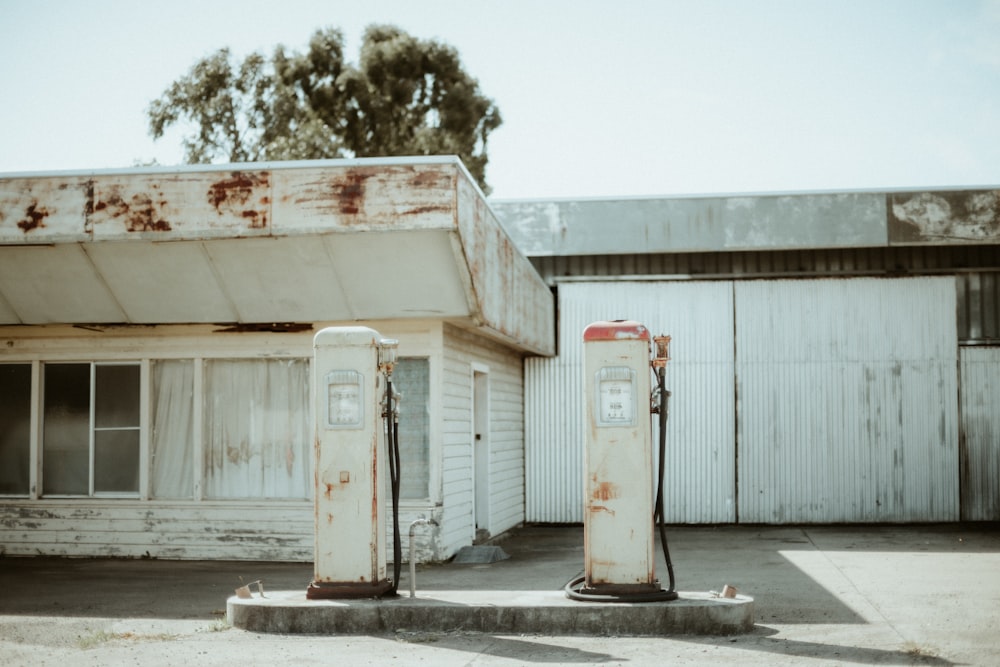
[227,589,754,636]
[2,524,999,665]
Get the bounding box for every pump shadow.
[419,525,866,625]
[390,632,618,664]
[0,558,313,620]
[676,626,955,665]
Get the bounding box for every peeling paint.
[889,189,1000,243]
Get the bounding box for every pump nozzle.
[652,335,671,368]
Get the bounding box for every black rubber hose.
[655,366,677,594]
[387,377,402,596]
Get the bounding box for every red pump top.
[582,320,650,342]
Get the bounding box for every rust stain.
[324,483,335,500]
[207,171,270,228]
[400,204,452,216]
[328,169,372,216]
[589,505,616,516]
[126,193,170,231]
[94,186,172,232]
[409,168,451,189]
[17,202,49,232]
[84,179,94,217]
[592,481,620,502]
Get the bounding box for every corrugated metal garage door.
[736,277,959,523]
[525,281,736,523]
[960,346,1000,520]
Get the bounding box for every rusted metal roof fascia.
[0,160,462,245]
[454,175,555,357]
[270,164,456,235]
[0,176,92,243]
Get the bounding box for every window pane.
[0,364,31,495]
[95,365,140,428]
[151,360,194,499]
[204,359,310,499]
[42,363,90,495]
[394,358,430,499]
[95,429,140,493]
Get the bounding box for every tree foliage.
[148,25,502,192]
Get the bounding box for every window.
[42,363,141,496]
[394,358,430,499]
[6,354,430,502]
[0,364,31,496]
[203,359,310,499]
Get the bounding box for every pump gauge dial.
[595,366,636,427]
[325,370,363,429]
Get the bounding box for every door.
[473,368,490,538]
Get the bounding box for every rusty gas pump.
[307,326,402,599]
[565,320,677,602]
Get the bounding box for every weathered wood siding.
[0,501,313,560]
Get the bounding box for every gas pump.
[307,326,403,599]
[565,320,678,603]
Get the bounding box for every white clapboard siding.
[439,324,525,557]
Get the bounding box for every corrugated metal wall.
[960,346,1000,520]
[525,281,736,523]
[527,276,969,525]
[736,277,959,523]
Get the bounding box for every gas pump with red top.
[565,320,678,603]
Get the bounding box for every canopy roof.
[0,157,554,356]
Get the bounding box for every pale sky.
[1,0,998,199]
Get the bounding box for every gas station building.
[1,157,998,561]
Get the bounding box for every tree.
[147,25,502,192]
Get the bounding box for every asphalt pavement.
[1,523,998,665]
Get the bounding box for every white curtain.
[203,359,311,499]
[151,360,194,499]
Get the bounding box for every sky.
[1,0,998,200]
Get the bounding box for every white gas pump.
[565,320,678,603]
[307,326,401,599]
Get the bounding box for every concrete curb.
[228,590,754,636]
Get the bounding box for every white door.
[473,368,490,536]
